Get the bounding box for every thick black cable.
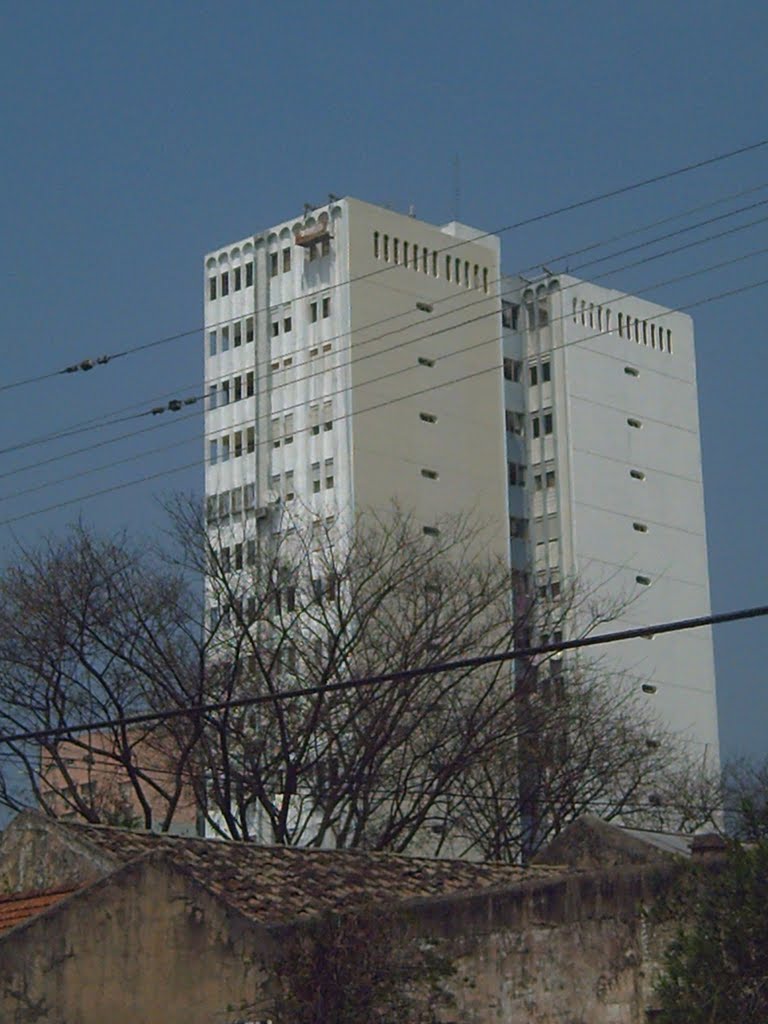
[0,602,765,747]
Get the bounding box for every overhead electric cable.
[0,602,765,746]
[1,135,767,395]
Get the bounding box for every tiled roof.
[0,887,76,935]
[58,820,564,925]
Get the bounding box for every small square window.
[245,262,254,287]
[221,271,229,297]
[209,277,217,301]
[322,343,332,353]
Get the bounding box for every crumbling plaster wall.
[0,856,273,1024]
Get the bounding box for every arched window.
[618,312,624,337]
[422,247,428,273]
[445,255,452,281]
[483,268,489,293]
[572,298,578,322]
[383,235,389,261]
[373,232,380,259]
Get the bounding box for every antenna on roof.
[453,154,461,221]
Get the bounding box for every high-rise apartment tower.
[203,197,720,766]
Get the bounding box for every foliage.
[723,756,768,840]
[654,840,768,1023]
[272,907,455,1024]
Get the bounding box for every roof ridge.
[61,820,534,869]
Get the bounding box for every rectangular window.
[282,247,291,272]
[542,360,551,383]
[234,322,242,347]
[246,371,254,397]
[245,262,254,287]
[271,321,279,338]
[322,297,331,318]
[234,542,243,569]
[221,326,229,352]
[283,413,294,444]
[218,493,230,519]
[243,483,255,509]
[534,474,542,491]
[311,460,321,493]
[283,316,292,333]
[222,380,230,405]
[310,301,318,323]
[285,470,295,502]
[532,416,540,439]
[246,539,256,565]
[272,417,281,447]
[546,470,556,488]
[324,457,334,489]
[269,252,278,277]
[209,439,218,464]
[234,377,242,402]
[209,384,217,410]
[529,365,538,387]
[234,432,243,457]
[508,463,525,487]
[393,238,399,263]
[246,427,255,453]
[221,436,230,461]
[310,404,320,435]
[209,331,217,356]
[445,254,451,281]
[509,517,527,539]
[209,277,217,301]
[544,412,553,435]
[322,399,333,431]
[505,410,523,434]
[246,317,254,343]
[221,272,229,297]
[234,267,242,291]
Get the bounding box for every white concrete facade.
[203,199,720,770]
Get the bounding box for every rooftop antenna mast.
[453,154,461,221]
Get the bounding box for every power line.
[3,202,767,494]
[0,601,765,747]
[3,268,768,527]
[2,136,768,397]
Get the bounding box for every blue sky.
[1,1,767,759]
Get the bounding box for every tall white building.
[203,197,720,767]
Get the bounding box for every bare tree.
[0,505,718,860]
[0,523,204,831]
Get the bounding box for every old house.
[0,810,694,1023]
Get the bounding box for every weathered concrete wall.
[0,857,273,1024]
[401,864,679,1024]
[0,813,114,894]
